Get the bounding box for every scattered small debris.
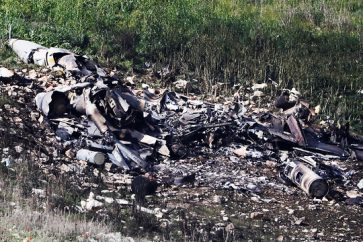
[1,38,363,240]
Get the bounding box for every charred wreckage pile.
[1,39,363,207]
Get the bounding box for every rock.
[65,149,76,159]
[212,195,223,204]
[125,76,135,85]
[346,190,363,198]
[28,69,38,79]
[0,67,15,80]
[265,160,277,168]
[4,104,11,110]
[287,208,295,215]
[233,146,248,158]
[294,216,306,225]
[14,145,24,153]
[60,164,71,173]
[41,68,51,73]
[276,235,284,241]
[38,75,50,83]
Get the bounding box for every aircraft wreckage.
[4,39,363,200]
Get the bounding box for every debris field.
[1,39,363,241]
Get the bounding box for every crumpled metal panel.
[35,91,69,117]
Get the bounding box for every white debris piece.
[81,192,104,211]
[357,179,363,190]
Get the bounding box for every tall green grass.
[0,0,362,122]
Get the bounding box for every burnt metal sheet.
[303,129,349,158]
[286,115,306,146]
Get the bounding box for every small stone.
[276,235,284,241]
[15,145,23,153]
[65,149,76,159]
[38,75,50,83]
[265,160,277,168]
[13,117,23,123]
[125,76,135,85]
[287,208,294,215]
[41,68,50,73]
[60,164,70,172]
[212,195,223,204]
[294,216,306,225]
[0,67,15,79]
[233,146,248,158]
[28,69,37,79]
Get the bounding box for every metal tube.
[284,161,329,198]
[76,149,105,165]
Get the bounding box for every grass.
[0,1,361,124]
[0,203,111,241]
[0,160,113,241]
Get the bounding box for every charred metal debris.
[3,39,363,201]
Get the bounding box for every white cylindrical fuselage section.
[76,149,105,165]
[284,161,329,198]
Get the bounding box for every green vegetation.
[0,0,362,121]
